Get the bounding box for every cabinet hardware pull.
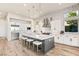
[70,38,72,41]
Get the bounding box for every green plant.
[67,11,77,17]
[67,11,77,25]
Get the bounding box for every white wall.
[0,19,7,37]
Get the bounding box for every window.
[65,10,78,32]
[65,20,78,32]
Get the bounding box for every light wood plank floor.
[0,39,79,56]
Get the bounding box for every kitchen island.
[21,32,55,53]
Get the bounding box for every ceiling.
[0,3,76,19]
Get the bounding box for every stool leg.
[25,41,28,46]
[27,42,29,48]
[24,40,25,46]
[23,40,25,46]
[25,40,26,46]
[37,45,38,52]
[29,42,30,48]
[33,44,34,50]
[21,39,23,45]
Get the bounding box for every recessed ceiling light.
[32,5,35,8]
[0,12,2,14]
[24,4,27,7]
[58,3,62,5]
[16,12,19,14]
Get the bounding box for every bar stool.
[21,36,27,46]
[26,39,34,48]
[33,41,42,52]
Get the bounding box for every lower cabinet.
[63,37,72,45]
[71,38,79,46]
[55,35,79,47]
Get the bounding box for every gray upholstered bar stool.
[33,41,42,52]
[26,39,34,48]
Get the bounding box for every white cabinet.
[55,35,64,43]
[71,37,79,46]
[59,36,64,43]
[11,32,19,40]
[55,35,79,47]
[55,36,59,42]
[63,37,71,45]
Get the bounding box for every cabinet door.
[55,36,64,44]
[59,36,64,43]
[55,36,59,42]
[44,38,54,52]
[63,37,72,45]
[71,38,79,47]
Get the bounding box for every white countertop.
[22,32,54,40]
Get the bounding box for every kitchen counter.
[21,32,55,53]
[22,33,54,40]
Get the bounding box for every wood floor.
[0,38,79,56]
